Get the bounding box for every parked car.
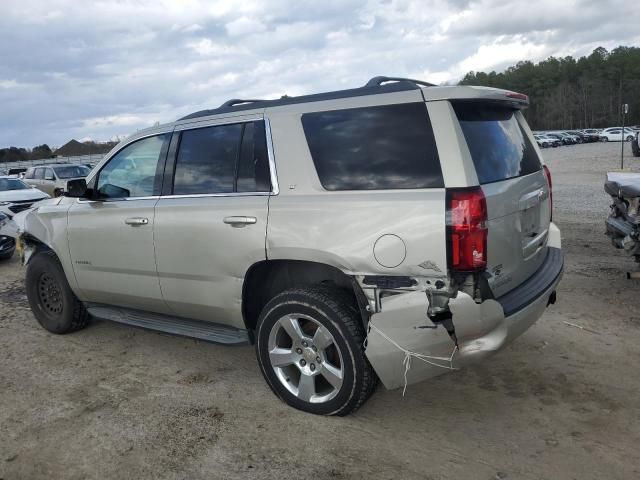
[534,134,552,148]
[7,167,27,178]
[545,133,572,145]
[534,134,561,148]
[579,129,601,142]
[23,164,91,197]
[632,131,639,158]
[600,127,637,142]
[16,76,563,415]
[0,176,50,219]
[0,211,17,260]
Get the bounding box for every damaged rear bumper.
[365,243,564,391]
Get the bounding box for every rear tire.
[601,137,608,142]
[255,287,377,416]
[26,251,89,334]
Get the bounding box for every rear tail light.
[447,187,488,272]
[543,165,552,221]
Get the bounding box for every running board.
[86,305,250,345]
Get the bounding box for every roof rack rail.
[364,76,435,88]
[219,98,267,108]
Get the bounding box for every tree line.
[459,46,640,131]
[0,140,117,165]
[0,144,53,164]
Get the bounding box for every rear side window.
[301,103,443,190]
[34,168,45,180]
[454,103,541,184]
[173,121,270,195]
[236,121,271,192]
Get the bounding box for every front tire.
[26,252,89,334]
[255,287,376,416]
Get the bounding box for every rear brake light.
[447,188,488,272]
[543,165,552,222]
[506,91,529,102]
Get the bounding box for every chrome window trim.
[173,113,263,132]
[77,195,160,204]
[158,192,271,200]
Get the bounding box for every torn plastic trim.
[364,288,506,390]
[355,274,458,317]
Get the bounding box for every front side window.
[172,120,270,195]
[301,103,443,190]
[96,134,169,199]
[453,103,541,185]
[44,168,55,180]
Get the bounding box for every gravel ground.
[1,142,640,480]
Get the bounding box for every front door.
[67,133,171,312]
[154,118,273,328]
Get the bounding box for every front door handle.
[223,216,257,226]
[125,217,149,226]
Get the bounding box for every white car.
[0,176,50,219]
[0,211,18,260]
[600,127,636,142]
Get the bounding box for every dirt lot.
[1,142,640,480]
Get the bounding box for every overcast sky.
[1,0,639,148]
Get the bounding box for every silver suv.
[23,164,91,197]
[17,77,563,415]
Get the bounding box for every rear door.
[153,116,272,328]
[453,102,551,297]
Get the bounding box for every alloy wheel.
[267,314,344,403]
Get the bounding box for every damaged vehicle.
[605,172,640,261]
[17,76,563,415]
[0,211,18,260]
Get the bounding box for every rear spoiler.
[421,85,529,109]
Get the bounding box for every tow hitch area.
[365,290,505,390]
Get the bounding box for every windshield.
[0,178,30,191]
[53,165,91,179]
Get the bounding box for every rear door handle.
[223,216,257,226]
[124,217,149,226]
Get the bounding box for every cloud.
[0,0,639,147]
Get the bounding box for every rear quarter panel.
[265,93,448,276]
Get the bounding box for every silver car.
[23,164,91,197]
[17,77,563,415]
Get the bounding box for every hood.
[0,188,50,202]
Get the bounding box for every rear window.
[301,103,443,190]
[454,103,541,184]
[54,165,91,179]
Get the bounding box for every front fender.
[15,197,80,295]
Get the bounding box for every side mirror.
[66,178,88,198]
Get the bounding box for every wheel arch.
[242,259,370,332]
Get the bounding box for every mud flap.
[365,290,505,390]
